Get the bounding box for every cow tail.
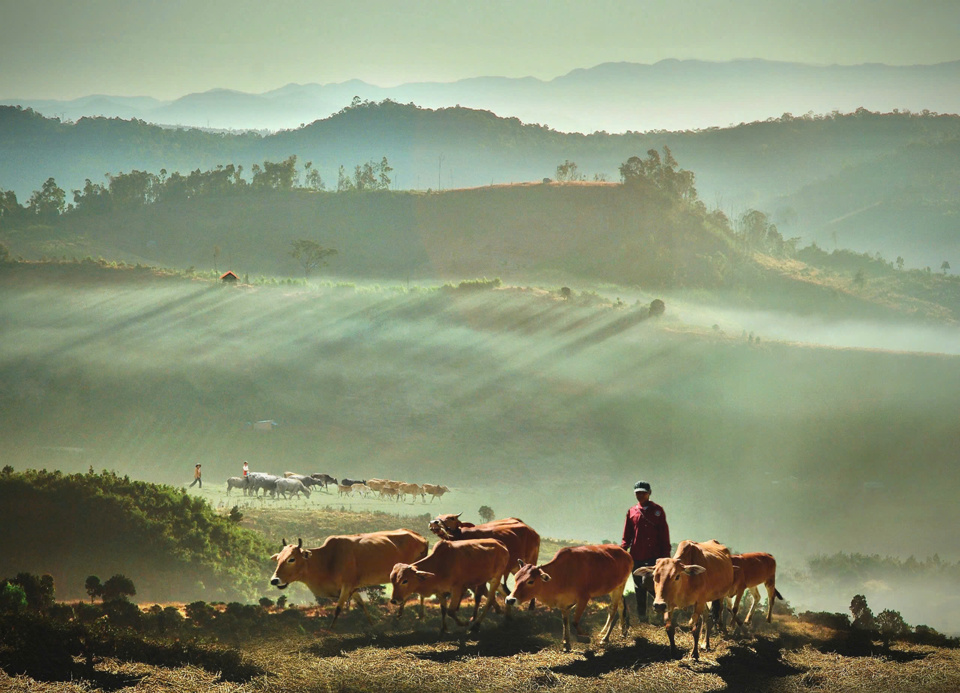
[774,589,784,602]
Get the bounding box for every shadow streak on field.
[816,632,933,662]
[548,638,675,677]
[306,613,559,660]
[711,637,807,690]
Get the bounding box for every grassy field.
[2,588,958,692]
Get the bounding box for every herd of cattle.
[225,471,451,503]
[268,513,781,660]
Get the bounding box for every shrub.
[799,611,851,630]
[0,582,27,614]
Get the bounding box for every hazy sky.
[2,0,959,100]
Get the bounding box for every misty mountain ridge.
[5,59,960,134]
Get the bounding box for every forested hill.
[3,102,960,267]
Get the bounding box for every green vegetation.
[0,468,273,603]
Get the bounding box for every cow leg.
[448,587,468,627]
[665,610,679,659]
[469,585,483,621]
[438,593,450,634]
[353,590,376,624]
[571,599,590,643]
[331,586,352,629]
[620,586,630,635]
[691,605,705,661]
[560,605,574,652]
[470,576,501,631]
[765,582,779,622]
[600,585,626,644]
[744,586,762,625]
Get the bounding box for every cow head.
[389,563,435,605]
[270,537,311,590]
[505,559,551,607]
[633,557,706,613]
[428,512,462,539]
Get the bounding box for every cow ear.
[517,559,526,569]
[417,571,435,582]
[270,553,280,561]
[633,566,654,577]
[540,571,552,582]
[301,550,311,560]
[684,564,707,576]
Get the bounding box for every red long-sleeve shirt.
[621,500,671,562]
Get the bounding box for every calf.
[506,545,632,651]
[389,538,510,634]
[633,539,736,660]
[721,552,783,632]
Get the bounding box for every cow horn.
[281,538,287,551]
[455,512,462,518]
[297,537,303,549]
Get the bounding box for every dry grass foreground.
[2,601,958,693]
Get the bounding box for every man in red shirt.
[621,480,671,622]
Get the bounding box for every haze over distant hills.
[5,59,960,134]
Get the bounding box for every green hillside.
[0,468,272,603]
[3,102,959,267]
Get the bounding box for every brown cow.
[389,538,510,634]
[429,513,541,611]
[633,539,736,660]
[270,529,429,627]
[722,552,783,631]
[422,483,450,502]
[505,545,632,651]
[398,482,425,503]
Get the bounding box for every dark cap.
[633,480,651,494]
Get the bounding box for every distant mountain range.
[5,59,960,134]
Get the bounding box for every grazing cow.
[398,483,425,503]
[283,473,324,488]
[275,477,311,499]
[226,476,249,495]
[389,538,510,634]
[429,513,541,611]
[246,472,280,497]
[422,484,450,502]
[270,530,429,627]
[310,473,337,490]
[721,552,783,631]
[506,545,633,651]
[633,539,736,660]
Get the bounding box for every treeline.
[0,467,272,603]
[0,153,395,228]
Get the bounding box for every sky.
[2,0,960,101]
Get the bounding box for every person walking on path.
[189,463,202,488]
[621,480,670,621]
